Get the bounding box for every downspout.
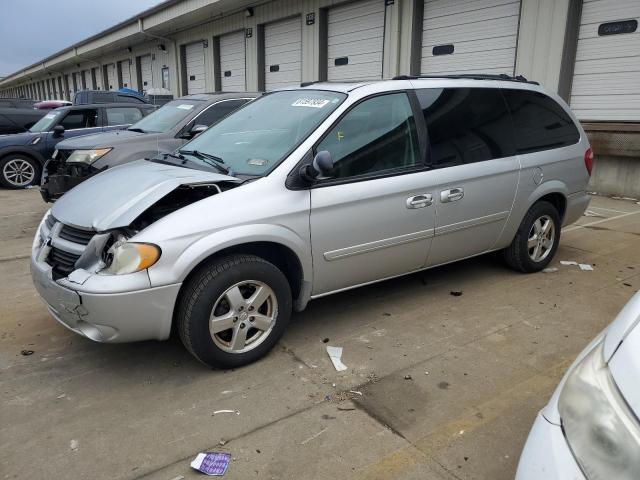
[138,18,180,95]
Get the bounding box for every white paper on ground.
[326,346,348,371]
[579,264,594,271]
[560,261,578,266]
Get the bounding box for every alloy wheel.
[209,280,278,354]
[3,158,35,187]
[527,214,555,262]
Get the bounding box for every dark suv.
[41,92,259,201]
[73,90,150,105]
[0,103,155,188]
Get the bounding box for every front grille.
[56,149,72,162]
[59,224,94,245]
[48,247,81,275]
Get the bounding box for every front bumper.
[30,250,181,343]
[515,413,584,480]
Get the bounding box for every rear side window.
[502,89,580,154]
[117,94,144,103]
[195,99,249,126]
[93,92,114,103]
[105,107,143,125]
[417,88,515,168]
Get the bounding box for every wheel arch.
[0,146,46,165]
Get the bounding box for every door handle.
[441,188,464,203]
[406,194,433,209]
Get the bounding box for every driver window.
[59,109,98,130]
[316,92,420,180]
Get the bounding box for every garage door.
[219,31,246,91]
[185,42,206,94]
[93,67,103,90]
[83,70,91,89]
[420,0,521,75]
[139,55,153,90]
[264,17,302,90]
[570,0,640,121]
[106,64,116,90]
[327,0,385,82]
[119,60,132,88]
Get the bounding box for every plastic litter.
[190,452,231,476]
[349,390,363,396]
[20,350,34,356]
[213,409,240,416]
[560,261,577,266]
[326,346,348,371]
[579,264,594,271]
[542,267,558,273]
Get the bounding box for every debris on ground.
[450,291,463,297]
[583,210,604,217]
[300,427,328,445]
[322,338,329,344]
[213,409,240,416]
[542,267,558,273]
[70,439,79,451]
[20,350,34,356]
[337,404,356,411]
[326,346,348,371]
[190,452,231,476]
[349,390,363,396]
[404,374,412,380]
[579,264,594,271]
[560,261,577,266]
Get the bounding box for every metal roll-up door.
[93,68,103,90]
[421,0,521,75]
[106,64,116,90]
[185,42,206,94]
[82,70,91,89]
[570,0,640,121]
[140,55,153,90]
[327,0,385,82]
[120,60,131,88]
[220,31,246,91]
[264,17,302,91]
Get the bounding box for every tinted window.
[105,107,143,125]
[93,92,114,103]
[130,100,200,133]
[59,109,99,130]
[417,88,515,168]
[117,94,144,103]
[195,99,249,126]
[316,93,420,180]
[502,89,580,153]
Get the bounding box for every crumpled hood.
[0,132,37,146]
[51,159,239,231]
[55,129,148,151]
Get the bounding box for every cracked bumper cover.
[30,250,181,343]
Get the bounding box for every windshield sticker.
[177,104,194,110]
[247,158,267,166]
[44,113,56,119]
[292,98,330,108]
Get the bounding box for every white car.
[516,290,640,479]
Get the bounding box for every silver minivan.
[30,76,592,368]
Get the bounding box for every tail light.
[584,147,594,176]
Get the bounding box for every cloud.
[0,0,162,76]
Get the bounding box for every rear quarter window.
[502,89,580,154]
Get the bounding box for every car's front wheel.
[0,155,40,189]
[504,200,561,272]
[177,254,292,368]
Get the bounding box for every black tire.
[177,254,292,369]
[503,201,561,273]
[0,154,41,189]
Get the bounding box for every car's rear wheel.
[177,254,292,368]
[504,201,561,273]
[0,155,40,189]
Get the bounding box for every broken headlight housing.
[67,148,112,165]
[101,239,161,275]
[558,340,640,479]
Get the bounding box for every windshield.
[29,110,64,132]
[178,90,346,176]
[129,99,200,133]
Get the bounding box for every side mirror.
[52,125,65,137]
[299,150,333,183]
[181,124,207,139]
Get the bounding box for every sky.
[0,0,164,77]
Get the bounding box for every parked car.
[34,100,72,110]
[73,90,151,105]
[0,107,46,135]
[0,98,37,109]
[41,92,259,202]
[516,290,640,480]
[0,103,155,188]
[31,76,592,368]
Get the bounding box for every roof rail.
[391,74,539,85]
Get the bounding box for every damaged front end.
[40,150,105,203]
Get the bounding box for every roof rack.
[392,74,539,85]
